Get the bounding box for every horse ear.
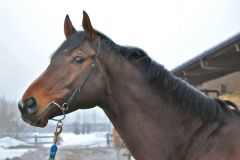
[82,11,96,40]
[64,15,77,38]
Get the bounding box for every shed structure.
[172,33,240,106]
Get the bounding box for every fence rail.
[20,135,54,145]
[0,132,54,146]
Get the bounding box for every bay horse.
[18,11,240,160]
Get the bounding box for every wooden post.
[34,135,38,146]
[220,84,226,95]
[106,133,110,147]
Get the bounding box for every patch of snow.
[58,132,107,148]
[0,147,35,160]
[0,132,108,159]
[0,137,28,148]
[0,137,34,160]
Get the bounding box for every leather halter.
[50,42,101,121]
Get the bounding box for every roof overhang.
[172,33,240,85]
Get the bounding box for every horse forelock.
[51,31,85,59]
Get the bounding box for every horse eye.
[72,56,85,64]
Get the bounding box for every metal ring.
[62,103,69,111]
[56,120,63,127]
[50,102,66,121]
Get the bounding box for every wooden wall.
[196,71,240,106]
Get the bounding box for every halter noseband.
[50,42,101,121]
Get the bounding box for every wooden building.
[172,33,240,106]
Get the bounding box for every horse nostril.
[18,97,38,114]
[26,97,36,108]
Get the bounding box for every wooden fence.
[1,132,54,146]
[18,134,54,146]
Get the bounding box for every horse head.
[18,11,106,127]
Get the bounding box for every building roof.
[172,32,240,85]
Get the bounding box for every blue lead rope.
[48,121,63,160]
[49,145,58,160]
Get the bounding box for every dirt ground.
[6,147,133,160]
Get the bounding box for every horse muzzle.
[18,96,39,115]
[18,96,49,127]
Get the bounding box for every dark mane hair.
[97,31,240,122]
[53,30,239,122]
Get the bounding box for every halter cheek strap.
[66,62,96,105]
[50,41,101,122]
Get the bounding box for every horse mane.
[53,31,239,122]
[96,31,239,122]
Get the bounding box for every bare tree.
[0,97,26,136]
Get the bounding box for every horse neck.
[99,52,203,159]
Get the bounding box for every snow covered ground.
[0,137,34,160]
[0,132,108,160]
[0,137,28,148]
[60,132,107,147]
[0,148,35,160]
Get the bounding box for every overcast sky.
[0,0,240,100]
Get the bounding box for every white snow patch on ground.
[0,132,108,159]
[0,137,28,148]
[0,148,35,160]
[59,132,107,148]
[0,137,34,160]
